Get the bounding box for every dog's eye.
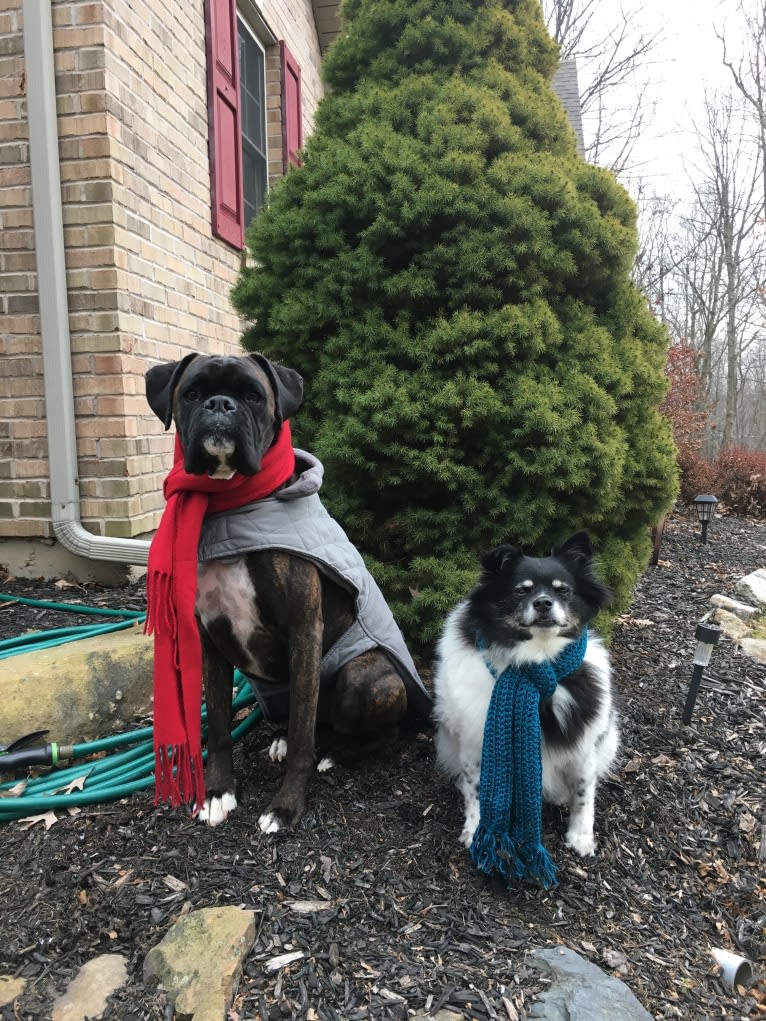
[556,584,572,597]
[184,390,200,402]
[244,389,263,403]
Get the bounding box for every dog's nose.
[533,595,553,612]
[202,395,237,414]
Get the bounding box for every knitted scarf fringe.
[470,826,558,888]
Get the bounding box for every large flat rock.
[529,946,653,1021]
[0,624,153,744]
[144,906,256,1021]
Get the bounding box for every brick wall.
[0,0,323,551]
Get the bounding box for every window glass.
[237,18,267,227]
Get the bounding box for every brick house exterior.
[0,0,338,579]
[0,0,582,582]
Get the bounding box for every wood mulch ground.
[0,510,764,1021]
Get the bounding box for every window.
[205,0,303,248]
[238,19,267,226]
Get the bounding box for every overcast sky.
[578,0,747,201]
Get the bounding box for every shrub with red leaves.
[713,446,766,517]
[661,345,713,501]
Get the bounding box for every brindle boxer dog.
[145,353,428,833]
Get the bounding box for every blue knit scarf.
[470,630,588,888]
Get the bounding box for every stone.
[51,954,128,1021]
[0,976,26,1007]
[738,637,766,665]
[528,946,653,1021]
[144,906,256,1021]
[710,594,759,619]
[712,608,752,641]
[411,1013,463,1021]
[735,569,766,609]
[0,623,153,744]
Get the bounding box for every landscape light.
[692,494,718,544]
[681,621,722,725]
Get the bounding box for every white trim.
[238,0,277,46]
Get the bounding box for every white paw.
[269,737,288,763]
[317,756,335,773]
[566,830,596,857]
[459,825,475,849]
[259,811,282,834]
[199,791,237,827]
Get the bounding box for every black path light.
[692,494,718,543]
[681,620,722,725]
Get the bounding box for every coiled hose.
[0,593,262,822]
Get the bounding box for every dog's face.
[145,353,303,478]
[469,532,612,645]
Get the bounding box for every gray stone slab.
[528,946,653,1021]
[710,594,760,619]
[736,569,766,609]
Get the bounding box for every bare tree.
[682,91,764,449]
[718,0,766,218]
[541,0,660,175]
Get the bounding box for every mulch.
[0,510,764,1021]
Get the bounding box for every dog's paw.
[317,756,335,773]
[459,826,475,849]
[565,830,596,857]
[199,791,237,827]
[258,810,284,834]
[268,737,288,763]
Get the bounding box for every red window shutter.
[280,42,303,171]
[205,0,244,248]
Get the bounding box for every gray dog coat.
[197,450,431,723]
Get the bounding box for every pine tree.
[231,0,678,653]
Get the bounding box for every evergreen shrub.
[232,0,678,653]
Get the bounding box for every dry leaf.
[18,811,58,831]
[0,780,28,798]
[51,774,89,796]
[739,811,756,835]
[651,754,675,767]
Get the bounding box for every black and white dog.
[432,532,619,857]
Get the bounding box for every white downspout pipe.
[24,0,149,565]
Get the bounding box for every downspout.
[23,0,149,565]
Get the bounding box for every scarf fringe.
[470,825,559,889]
[144,572,176,637]
[154,744,205,814]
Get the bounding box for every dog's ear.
[480,544,524,576]
[247,354,303,427]
[555,531,593,563]
[557,531,613,608]
[145,353,199,430]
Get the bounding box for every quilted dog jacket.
[197,450,432,723]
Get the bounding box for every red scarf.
[146,422,295,811]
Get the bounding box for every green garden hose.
[0,592,262,821]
